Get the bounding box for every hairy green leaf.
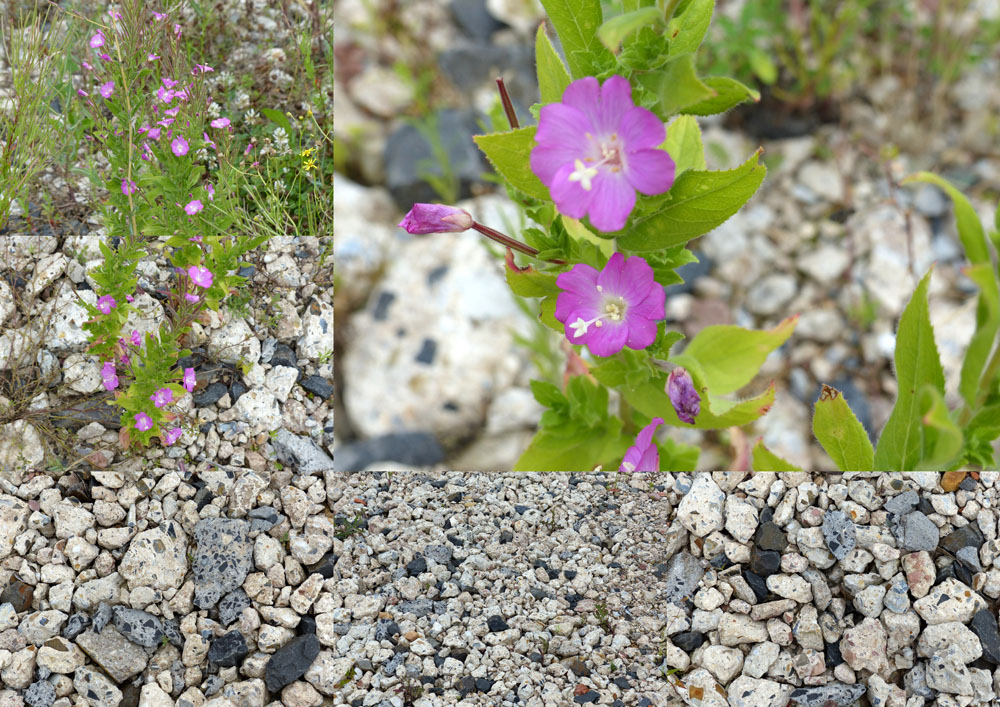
[667,0,713,56]
[684,76,760,116]
[474,128,550,201]
[598,7,662,52]
[751,439,802,471]
[916,385,963,470]
[535,24,571,103]
[664,114,706,174]
[903,172,991,266]
[812,385,874,471]
[540,0,613,78]
[638,53,715,118]
[959,264,1000,407]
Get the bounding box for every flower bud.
[667,367,700,425]
[398,204,474,234]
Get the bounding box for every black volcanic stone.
[375,619,400,642]
[407,556,427,576]
[749,548,781,577]
[824,641,844,667]
[193,382,228,407]
[229,380,248,403]
[671,631,704,652]
[456,676,477,696]
[575,691,599,704]
[307,551,337,579]
[487,615,509,632]
[264,634,320,692]
[336,432,445,472]
[755,522,788,552]
[0,577,34,613]
[476,677,495,693]
[971,609,1000,665]
[63,613,91,640]
[209,630,249,668]
[217,588,251,627]
[940,522,985,555]
[270,343,298,369]
[300,374,333,400]
[92,602,112,633]
[297,615,317,636]
[743,571,770,602]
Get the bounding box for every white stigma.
[568,159,599,191]
[621,461,635,472]
[568,297,626,338]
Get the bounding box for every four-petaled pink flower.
[134,412,153,432]
[162,427,183,446]
[99,81,114,99]
[101,361,119,392]
[150,387,173,408]
[399,204,473,234]
[554,252,665,357]
[121,179,137,195]
[96,295,117,314]
[171,136,188,156]
[130,330,142,346]
[184,199,203,215]
[188,265,213,288]
[210,117,230,128]
[667,367,700,425]
[530,75,675,232]
[89,32,104,48]
[183,367,197,393]
[619,417,664,472]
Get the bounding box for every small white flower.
[244,108,259,125]
[207,101,221,118]
[234,91,250,110]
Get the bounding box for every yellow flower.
[300,147,315,157]
[303,158,317,172]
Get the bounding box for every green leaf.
[474,128,550,202]
[563,217,615,257]
[638,53,715,118]
[748,47,777,85]
[261,107,293,136]
[641,246,699,288]
[903,172,990,266]
[959,264,1000,407]
[505,260,560,298]
[874,269,946,470]
[535,24,572,103]
[916,385,963,470]
[530,379,566,409]
[616,149,766,251]
[751,439,802,471]
[540,0,613,78]
[514,421,625,470]
[812,385,874,471]
[663,115,706,174]
[598,7,662,52]
[539,295,562,332]
[683,76,761,116]
[667,0,713,56]
[658,436,700,471]
[670,315,795,395]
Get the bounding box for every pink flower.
[147,127,161,140]
[667,367,701,425]
[157,86,174,103]
[171,136,188,156]
[81,60,92,71]
[399,204,473,234]
[184,199,203,215]
[130,330,142,346]
[188,265,213,288]
[89,32,104,48]
[162,77,178,89]
[183,367,197,392]
[185,293,200,303]
[619,418,664,472]
[205,183,215,201]
[101,361,119,392]
[531,76,675,232]
[192,63,214,74]
[126,294,135,303]
[189,236,204,243]
[162,427,183,445]
[244,142,254,155]
[96,295,116,314]
[148,53,160,61]
[555,252,665,357]
[134,412,153,432]
[150,387,173,408]
[99,52,111,61]
[210,117,230,128]
[203,132,216,150]
[99,81,114,99]
[121,179,137,195]
[77,89,88,98]
[153,11,168,21]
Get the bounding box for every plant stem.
[496,78,519,130]
[619,395,636,438]
[471,222,566,264]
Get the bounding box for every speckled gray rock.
[264,633,321,693]
[677,475,726,537]
[75,626,149,683]
[883,490,919,515]
[208,630,249,668]
[892,511,940,551]
[883,574,910,613]
[111,606,164,647]
[92,602,112,633]
[914,578,987,624]
[925,644,975,694]
[62,613,90,640]
[917,622,982,663]
[72,666,122,707]
[658,551,704,605]
[218,588,251,627]
[192,518,253,609]
[24,680,56,707]
[822,510,856,560]
[273,428,335,473]
[788,683,866,706]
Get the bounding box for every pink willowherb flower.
[99,81,114,99]
[96,295,117,314]
[150,388,173,408]
[101,361,119,392]
[619,417,664,471]
[147,127,161,140]
[162,427,183,445]
[554,252,665,357]
[183,367,197,392]
[189,236,204,243]
[130,330,142,347]
[205,183,215,201]
[134,412,153,432]
[188,266,213,288]
[203,132,216,150]
[398,204,473,234]
[184,199,203,215]
[185,293,200,303]
[81,60,92,71]
[121,179,137,196]
[193,63,214,74]
[148,53,160,61]
[530,76,675,232]
[667,367,700,425]
[89,32,104,48]
[171,136,188,156]
[126,294,135,303]
[162,77,179,89]
[209,117,230,128]
[153,11,168,21]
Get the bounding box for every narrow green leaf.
[916,385,963,470]
[903,172,990,266]
[535,24,571,104]
[598,7,662,52]
[752,439,802,471]
[670,315,796,396]
[667,0,713,56]
[474,128,550,202]
[616,149,766,251]
[959,264,1000,407]
[663,114,706,174]
[260,107,293,136]
[812,384,874,471]
[540,0,613,78]
[640,54,715,117]
[684,76,760,116]
[748,48,777,84]
[874,269,946,470]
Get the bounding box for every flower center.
[567,296,627,338]
[569,133,624,192]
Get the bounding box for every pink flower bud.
[398,204,474,234]
[667,367,701,425]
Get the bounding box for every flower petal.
[530,145,584,186]
[624,148,676,196]
[555,264,601,323]
[597,253,649,307]
[534,103,592,153]
[560,77,601,126]
[598,75,634,134]
[619,106,665,150]
[587,173,635,232]
[628,288,667,322]
[549,162,592,221]
[583,318,628,357]
[624,314,658,350]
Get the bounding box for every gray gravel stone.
[892,511,940,551]
[788,683,867,706]
[111,606,164,647]
[657,551,704,605]
[192,518,253,610]
[821,510,856,560]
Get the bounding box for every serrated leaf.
[812,384,874,471]
[874,269,946,470]
[505,260,560,298]
[959,264,1000,407]
[664,114,706,174]
[667,0,713,56]
[616,149,766,250]
[670,315,795,396]
[916,385,963,470]
[903,172,990,266]
[638,53,715,118]
[684,76,760,116]
[535,24,572,103]
[598,7,662,53]
[474,128,550,202]
[540,0,613,79]
[751,439,802,471]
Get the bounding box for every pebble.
[969,608,1000,664]
[901,551,935,598]
[882,575,910,613]
[677,475,726,537]
[264,633,320,692]
[892,511,940,551]
[940,521,985,554]
[728,676,792,707]
[917,621,982,663]
[925,644,974,694]
[840,617,889,675]
[852,583,886,617]
[658,551,705,605]
[913,578,987,624]
[822,510,856,560]
[717,613,768,646]
[766,574,812,603]
[787,682,866,707]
